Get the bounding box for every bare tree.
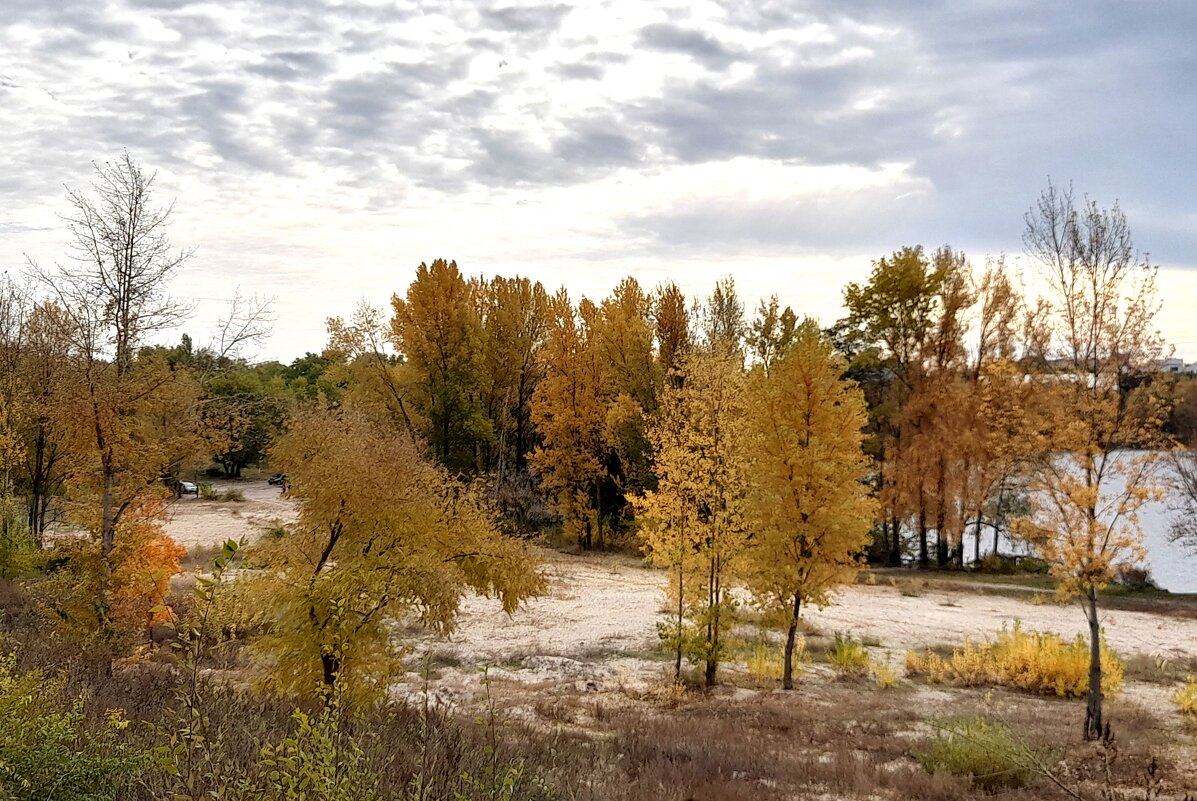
[29,153,199,644]
[213,289,275,363]
[1018,179,1169,741]
[40,152,193,375]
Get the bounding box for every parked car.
[267,473,287,487]
[163,476,199,497]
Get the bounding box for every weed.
[828,632,870,676]
[916,715,1032,790]
[1172,676,1197,724]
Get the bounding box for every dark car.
[268,473,288,487]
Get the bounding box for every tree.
[475,275,549,476]
[30,154,202,652]
[697,276,745,355]
[0,275,34,574]
[746,295,797,373]
[637,348,749,686]
[1013,180,1168,740]
[653,281,691,386]
[249,406,543,701]
[841,246,946,566]
[390,260,490,473]
[742,322,876,688]
[530,290,608,549]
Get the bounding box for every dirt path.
[163,479,296,549]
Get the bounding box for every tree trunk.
[1083,584,1104,741]
[889,514,902,566]
[321,652,342,694]
[783,592,802,690]
[674,554,684,682]
[918,491,929,568]
[935,460,949,567]
[705,555,718,687]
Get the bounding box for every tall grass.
[905,622,1123,698]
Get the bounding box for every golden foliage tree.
[742,322,876,689]
[29,154,204,654]
[390,259,490,473]
[250,406,543,701]
[1013,180,1169,740]
[637,348,749,686]
[530,289,608,549]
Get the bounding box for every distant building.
[1159,357,1197,375]
[1162,357,1185,373]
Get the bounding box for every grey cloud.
[553,61,604,81]
[247,50,331,81]
[479,4,572,34]
[639,23,741,69]
[552,118,641,166]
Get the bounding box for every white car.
[179,480,199,496]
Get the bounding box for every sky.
[2,0,1196,363]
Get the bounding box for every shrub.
[221,488,247,503]
[828,632,870,676]
[198,482,220,500]
[871,656,900,689]
[1112,563,1158,591]
[1173,676,1197,723]
[746,636,802,681]
[916,716,1032,791]
[905,623,1124,698]
[0,652,144,800]
[976,553,1050,575]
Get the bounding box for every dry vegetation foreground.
[165,481,1197,800]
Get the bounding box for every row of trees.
[1,155,1181,740]
[327,183,1172,736]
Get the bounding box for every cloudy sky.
[2,0,1196,361]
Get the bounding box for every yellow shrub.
[746,638,784,681]
[871,656,900,689]
[1173,676,1197,723]
[904,623,1123,699]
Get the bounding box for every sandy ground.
[393,552,1197,694]
[163,482,1197,707]
[163,479,296,549]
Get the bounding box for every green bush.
[0,505,40,580]
[221,488,247,502]
[198,482,220,500]
[916,716,1032,791]
[0,653,144,801]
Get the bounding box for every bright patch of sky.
[1,0,1195,361]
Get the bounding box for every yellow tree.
[474,275,549,475]
[632,393,703,682]
[742,322,876,688]
[530,290,608,549]
[390,259,490,473]
[250,405,543,701]
[638,348,749,686]
[653,281,691,387]
[30,155,204,653]
[1014,181,1169,740]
